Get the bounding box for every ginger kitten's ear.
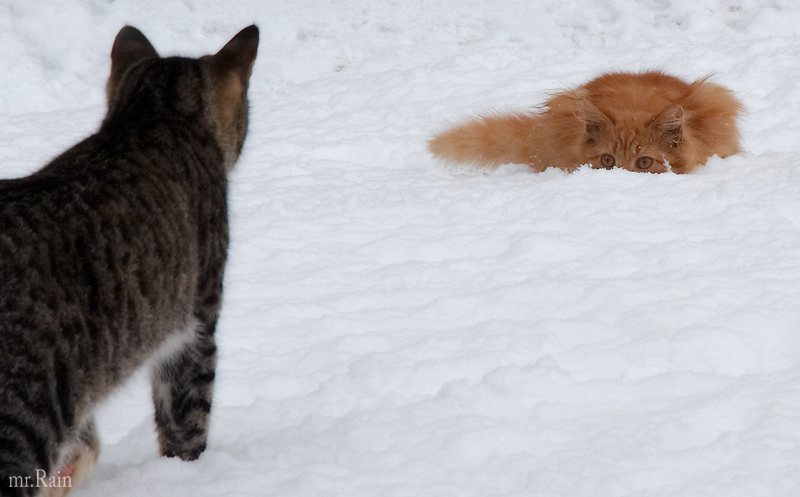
[211,25,259,89]
[581,100,612,144]
[653,105,685,148]
[107,26,159,103]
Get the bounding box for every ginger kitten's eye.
[635,156,654,170]
[600,154,615,169]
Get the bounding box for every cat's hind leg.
[150,321,217,461]
[45,420,100,497]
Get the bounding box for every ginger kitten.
[429,71,742,174]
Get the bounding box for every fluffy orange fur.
[429,71,742,174]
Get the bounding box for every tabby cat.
[429,71,742,174]
[0,24,258,496]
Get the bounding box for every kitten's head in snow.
[578,97,683,174]
[559,71,742,175]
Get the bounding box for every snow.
[3,1,800,496]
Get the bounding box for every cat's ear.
[107,26,159,103]
[581,100,612,144]
[653,105,685,148]
[207,26,259,169]
[211,25,259,90]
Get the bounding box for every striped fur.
[0,25,258,496]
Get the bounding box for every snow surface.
[4,0,800,496]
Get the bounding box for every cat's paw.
[160,441,207,462]
[44,430,100,497]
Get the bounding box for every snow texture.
[3,1,800,496]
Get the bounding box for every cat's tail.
[428,112,537,169]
